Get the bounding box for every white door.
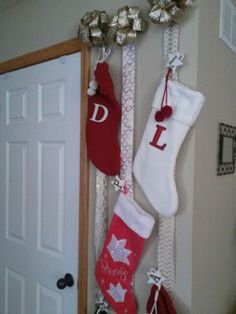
[0,52,81,314]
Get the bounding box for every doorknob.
[57,273,74,289]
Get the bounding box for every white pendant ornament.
[166,51,184,73]
[111,175,125,192]
[147,268,165,289]
[107,283,127,303]
[94,298,109,314]
[107,234,132,265]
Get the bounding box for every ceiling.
[0,0,24,13]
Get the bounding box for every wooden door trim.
[0,38,90,314]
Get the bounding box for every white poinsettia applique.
[107,283,127,303]
[107,234,132,265]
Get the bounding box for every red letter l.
[149,124,167,151]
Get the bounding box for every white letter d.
[90,103,109,123]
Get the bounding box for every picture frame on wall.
[217,122,236,175]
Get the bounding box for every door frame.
[0,38,90,314]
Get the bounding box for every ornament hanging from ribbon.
[78,10,110,47]
[146,285,177,314]
[146,268,177,313]
[108,6,146,46]
[148,0,194,25]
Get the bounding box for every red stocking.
[146,285,176,314]
[86,62,121,176]
[95,193,155,314]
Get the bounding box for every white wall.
[1,1,235,313]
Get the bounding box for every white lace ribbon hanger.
[157,23,180,300]
[94,46,111,313]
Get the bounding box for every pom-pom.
[89,80,99,90]
[162,105,173,118]
[87,87,96,96]
[155,110,165,122]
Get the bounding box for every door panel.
[5,268,26,314]
[36,284,62,314]
[37,141,65,257]
[0,52,81,314]
[6,142,27,244]
[6,87,28,125]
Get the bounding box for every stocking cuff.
[114,193,155,239]
[152,79,205,126]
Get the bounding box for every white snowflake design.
[107,234,132,265]
[107,283,127,303]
